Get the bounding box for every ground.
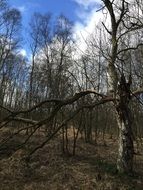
[0,131,143,190]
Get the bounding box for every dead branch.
[27,96,114,158]
[0,90,105,128]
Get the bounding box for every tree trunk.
[116,75,134,174]
[116,104,134,174]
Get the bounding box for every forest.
[0,0,143,189]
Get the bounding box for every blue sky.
[9,0,79,24]
[8,0,102,56]
[8,0,101,27]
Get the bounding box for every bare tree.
[1,0,143,177]
[100,0,143,174]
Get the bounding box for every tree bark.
[117,120,134,174]
[116,76,134,174]
[103,0,134,174]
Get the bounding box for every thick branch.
[0,95,114,151]
[12,117,37,124]
[0,90,105,128]
[117,43,143,55]
[27,96,114,158]
[132,88,143,96]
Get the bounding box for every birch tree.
[1,0,143,177]
[101,0,143,174]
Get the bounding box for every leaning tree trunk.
[115,75,134,174]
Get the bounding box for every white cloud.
[73,0,105,55]
[73,0,101,9]
[74,11,103,49]
[17,6,27,13]
[19,49,27,57]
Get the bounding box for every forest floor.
[0,131,143,190]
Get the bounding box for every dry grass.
[0,132,143,190]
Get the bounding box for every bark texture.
[116,75,134,174]
[104,0,134,174]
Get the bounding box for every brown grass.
[0,131,143,190]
